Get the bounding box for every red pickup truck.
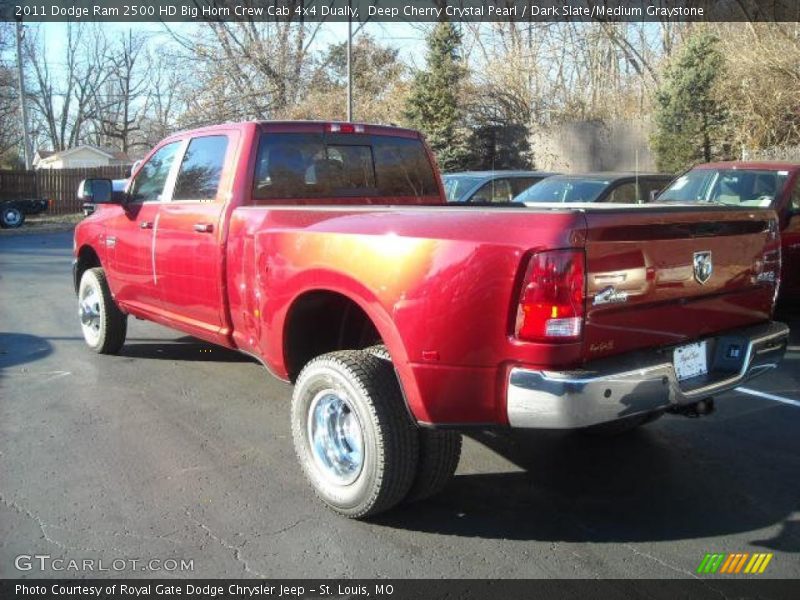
[73,122,789,518]
[658,161,800,303]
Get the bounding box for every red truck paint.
[74,122,787,428]
[663,161,800,303]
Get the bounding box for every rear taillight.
[514,250,586,342]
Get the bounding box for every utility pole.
[15,19,32,170]
[346,8,353,122]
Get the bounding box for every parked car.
[657,161,800,303]
[1,197,49,228]
[515,172,674,205]
[443,170,556,203]
[73,121,787,518]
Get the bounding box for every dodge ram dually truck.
[73,121,789,518]
[658,161,800,304]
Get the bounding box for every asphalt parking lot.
[1,230,798,579]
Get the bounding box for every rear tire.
[580,411,663,437]
[1,206,24,228]
[291,350,419,518]
[78,268,127,354]
[406,429,462,502]
[365,344,462,503]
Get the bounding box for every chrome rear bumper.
[507,321,789,429]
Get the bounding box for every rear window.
[252,133,438,201]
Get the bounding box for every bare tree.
[92,30,150,154]
[714,22,800,153]
[166,3,328,124]
[23,23,111,151]
[138,49,187,149]
[463,21,684,129]
[0,23,21,163]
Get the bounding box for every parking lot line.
[735,387,800,408]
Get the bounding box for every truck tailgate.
[582,207,780,362]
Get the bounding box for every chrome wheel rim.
[79,283,102,344]
[307,389,364,485]
[3,209,21,226]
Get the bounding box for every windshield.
[515,178,609,203]
[658,168,789,206]
[442,175,483,202]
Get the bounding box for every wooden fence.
[0,166,131,215]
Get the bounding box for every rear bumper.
[507,321,789,429]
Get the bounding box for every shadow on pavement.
[775,306,799,344]
[375,427,799,549]
[0,332,54,370]
[120,336,255,363]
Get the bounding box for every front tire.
[291,350,419,518]
[78,268,127,354]
[1,206,24,228]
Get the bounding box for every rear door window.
[172,135,230,201]
[252,133,438,201]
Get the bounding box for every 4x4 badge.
[694,251,713,284]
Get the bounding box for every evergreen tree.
[651,31,730,172]
[404,22,471,172]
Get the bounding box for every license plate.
[674,341,708,381]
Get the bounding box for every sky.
[37,20,429,68]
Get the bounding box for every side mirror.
[649,190,659,203]
[77,178,114,204]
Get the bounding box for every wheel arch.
[74,244,103,293]
[280,285,423,423]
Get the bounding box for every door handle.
[194,222,214,233]
[139,221,153,229]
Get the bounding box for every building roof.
[36,145,131,163]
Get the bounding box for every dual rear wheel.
[291,348,462,518]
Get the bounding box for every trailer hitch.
[668,397,715,418]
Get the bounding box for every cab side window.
[173,135,230,201]
[472,179,513,203]
[639,179,667,203]
[510,177,541,196]
[606,182,638,203]
[791,178,800,211]
[129,142,181,203]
